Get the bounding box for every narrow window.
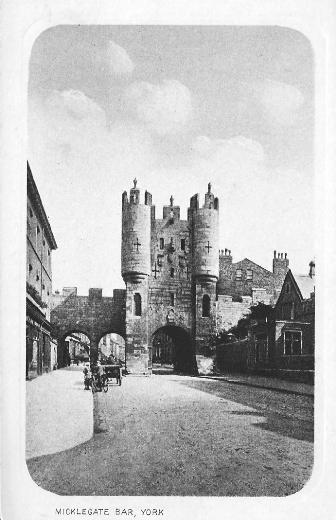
[29,208,33,218]
[42,283,45,290]
[37,225,40,234]
[134,293,142,316]
[28,264,33,272]
[170,293,175,306]
[284,331,302,355]
[202,294,210,317]
[160,238,164,250]
[291,302,295,320]
[285,283,290,294]
[181,239,186,251]
[235,269,242,280]
[246,269,253,281]
[292,332,302,355]
[170,268,175,278]
[48,249,51,256]
[36,273,40,282]
[43,239,46,246]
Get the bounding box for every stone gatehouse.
[51,180,289,375]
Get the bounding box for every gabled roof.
[294,274,315,300]
[232,258,272,275]
[279,269,315,303]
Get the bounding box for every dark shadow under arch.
[152,326,197,375]
[58,330,91,368]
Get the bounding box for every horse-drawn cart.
[101,364,122,390]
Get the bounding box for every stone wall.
[51,288,126,364]
[217,255,288,305]
[124,278,150,374]
[216,294,252,332]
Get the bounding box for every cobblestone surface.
[27,374,313,496]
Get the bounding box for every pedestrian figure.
[83,366,91,390]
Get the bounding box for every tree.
[211,302,274,345]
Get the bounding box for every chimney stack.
[309,260,315,278]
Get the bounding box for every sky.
[28,25,314,296]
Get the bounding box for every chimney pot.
[274,250,276,258]
[281,253,283,259]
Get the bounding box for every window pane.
[292,338,301,355]
[284,334,292,355]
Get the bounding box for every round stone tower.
[121,179,151,284]
[189,183,219,374]
[190,183,219,283]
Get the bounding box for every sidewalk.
[201,373,314,396]
[26,366,93,460]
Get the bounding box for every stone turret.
[189,183,219,283]
[121,179,152,284]
[189,184,219,372]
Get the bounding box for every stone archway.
[151,326,197,374]
[98,332,126,366]
[51,288,126,367]
[58,330,91,368]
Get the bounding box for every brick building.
[121,180,289,374]
[26,162,57,378]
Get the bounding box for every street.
[27,371,313,496]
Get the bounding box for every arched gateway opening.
[59,332,90,368]
[98,333,125,366]
[152,326,196,374]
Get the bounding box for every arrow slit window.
[134,293,142,316]
[202,294,210,317]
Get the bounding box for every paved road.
[26,367,93,459]
[27,373,313,496]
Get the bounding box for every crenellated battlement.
[122,178,152,207]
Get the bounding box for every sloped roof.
[293,274,315,299]
[232,258,272,274]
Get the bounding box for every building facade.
[270,262,315,371]
[26,162,57,378]
[216,261,315,379]
[121,180,289,374]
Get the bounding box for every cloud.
[45,89,106,123]
[29,90,156,184]
[192,135,265,162]
[124,80,193,136]
[104,41,134,79]
[251,79,305,126]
